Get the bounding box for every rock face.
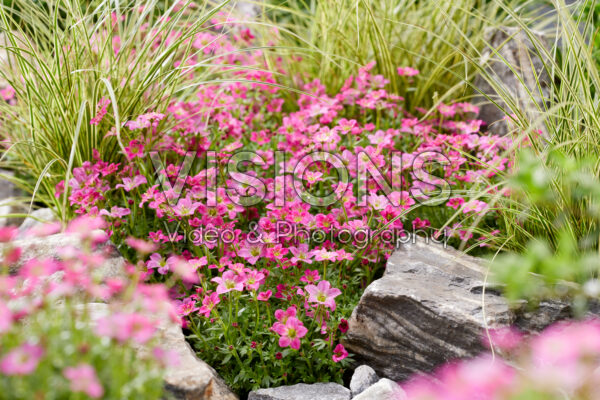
[17,208,57,237]
[474,27,550,136]
[227,0,263,19]
[159,314,238,400]
[0,232,126,279]
[352,378,404,400]
[349,365,379,397]
[234,1,261,18]
[248,383,350,400]
[84,303,237,400]
[343,237,572,381]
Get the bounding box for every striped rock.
[474,27,550,137]
[343,237,570,381]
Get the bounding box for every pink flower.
[389,191,415,209]
[412,217,431,230]
[290,244,314,265]
[0,301,13,333]
[335,118,362,135]
[311,248,338,262]
[338,319,349,334]
[438,103,456,118]
[186,257,208,274]
[0,342,44,375]
[457,102,480,114]
[305,280,342,311]
[124,139,145,159]
[29,221,61,237]
[125,237,157,254]
[90,97,110,126]
[245,269,265,291]
[198,293,220,317]
[66,216,106,240]
[443,355,516,397]
[146,253,169,275]
[272,317,308,350]
[211,270,245,294]
[300,269,320,284]
[238,242,264,265]
[177,299,199,317]
[95,313,156,344]
[0,85,15,101]
[335,249,354,261]
[304,170,323,185]
[463,199,488,214]
[266,244,289,260]
[116,175,147,192]
[0,226,18,242]
[397,66,419,76]
[99,206,131,218]
[274,306,297,323]
[170,256,200,284]
[63,364,104,398]
[332,343,348,362]
[530,320,600,367]
[484,327,523,351]
[125,112,165,130]
[20,258,59,280]
[172,197,199,217]
[315,213,338,232]
[152,347,180,368]
[446,197,465,209]
[257,290,272,301]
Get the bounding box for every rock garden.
[1,1,599,399]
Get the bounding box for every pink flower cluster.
[0,219,177,397]
[400,321,600,399]
[50,18,514,390]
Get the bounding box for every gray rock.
[83,303,238,400]
[513,298,572,332]
[350,365,379,397]
[0,169,27,227]
[17,208,57,237]
[226,0,263,19]
[344,237,511,381]
[236,2,261,18]
[248,383,350,400]
[474,27,550,136]
[343,236,578,382]
[158,314,238,400]
[0,232,126,280]
[352,378,404,400]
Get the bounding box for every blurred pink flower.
[90,97,110,126]
[257,290,272,301]
[63,363,104,398]
[95,312,156,344]
[116,175,147,192]
[484,327,524,351]
[397,67,419,76]
[0,342,44,375]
